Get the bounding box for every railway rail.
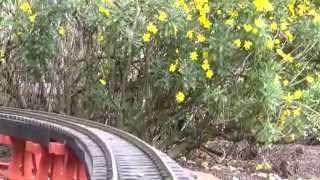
[0,107,192,180]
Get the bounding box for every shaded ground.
[179,138,320,180]
[1,141,320,179]
[0,145,10,162]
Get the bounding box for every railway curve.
[0,107,192,180]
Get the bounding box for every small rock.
[186,160,196,165]
[180,156,187,161]
[185,169,219,180]
[295,147,304,154]
[268,173,281,180]
[201,162,209,170]
[229,166,236,171]
[237,167,244,171]
[210,165,221,171]
[256,172,268,178]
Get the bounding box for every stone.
[185,170,219,180]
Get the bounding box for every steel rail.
[0,108,117,180]
[0,107,182,180]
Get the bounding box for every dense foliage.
[1,0,320,156]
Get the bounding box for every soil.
[1,141,320,180]
[179,138,320,180]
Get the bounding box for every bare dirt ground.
[1,142,320,180]
[179,138,320,180]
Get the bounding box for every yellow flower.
[283,79,289,86]
[274,39,281,45]
[266,38,274,49]
[228,9,239,18]
[297,4,308,16]
[284,109,291,117]
[198,15,212,29]
[225,18,234,27]
[253,0,274,12]
[57,26,65,36]
[264,163,272,170]
[283,93,294,104]
[176,48,179,54]
[176,91,185,103]
[190,51,198,61]
[186,15,192,21]
[283,54,294,62]
[288,16,295,23]
[186,30,193,39]
[256,164,264,171]
[293,90,303,99]
[293,107,302,117]
[28,15,36,23]
[252,28,258,34]
[183,3,191,13]
[279,110,289,127]
[99,79,107,85]
[174,0,185,8]
[143,32,151,42]
[97,34,105,43]
[274,74,282,82]
[280,21,288,30]
[0,57,5,64]
[203,51,209,59]
[20,2,32,14]
[102,0,110,3]
[206,69,214,79]
[305,75,314,83]
[314,14,320,25]
[256,162,272,171]
[169,63,177,72]
[197,3,210,16]
[276,49,294,63]
[173,25,179,35]
[197,33,206,43]
[0,50,5,64]
[288,4,295,16]
[243,40,253,50]
[254,18,265,28]
[233,39,241,48]
[98,6,111,17]
[270,21,278,31]
[308,8,316,16]
[243,24,253,32]
[158,11,168,22]
[285,31,294,42]
[147,22,158,34]
[201,59,210,71]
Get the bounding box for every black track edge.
[0,116,92,179]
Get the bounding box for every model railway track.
[0,107,191,180]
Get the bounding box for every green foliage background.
[1,0,320,156]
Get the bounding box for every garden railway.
[2,0,319,179]
[0,107,192,180]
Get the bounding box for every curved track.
[0,107,192,180]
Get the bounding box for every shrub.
[1,0,320,154]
